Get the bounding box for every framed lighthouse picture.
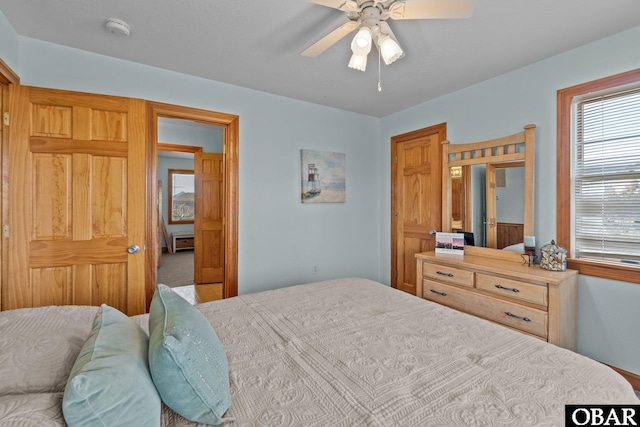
[300,149,346,203]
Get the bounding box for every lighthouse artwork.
[301,149,346,203]
[305,163,321,197]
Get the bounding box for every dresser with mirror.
[415,124,578,350]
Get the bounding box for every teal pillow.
[62,304,160,427]
[148,284,231,425]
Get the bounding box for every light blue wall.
[158,118,223,152]
[0,11,18,73]
[496,167,525,224]
[380,26,640,375]
[14,36,381,296]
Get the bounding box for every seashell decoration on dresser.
[539,240,567,271]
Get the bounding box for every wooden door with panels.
[391,123,444,295]
[4,85,147,315]
[194,152,224,300]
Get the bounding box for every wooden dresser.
[415,250,578,350]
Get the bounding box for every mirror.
[442,124,535,254]
[453,163,525,248]
[168,169,195,224]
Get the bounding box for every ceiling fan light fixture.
[348,53,368,71]
[351,27,373,54]
[301,0,475,76]
[349,27,373,71]
[378,34,404,65]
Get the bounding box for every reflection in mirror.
[168,169,195,224]
[486,163,525,249]
[450,166,465,230]
[496,168,525,220]
[471,164,485,246]
[452,163,525,248]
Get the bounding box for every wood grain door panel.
[392,124,444,295]
[194,152,224,285]
[4,85,146,315]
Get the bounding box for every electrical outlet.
[312,264,319,275]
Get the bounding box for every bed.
[0,278,637,426]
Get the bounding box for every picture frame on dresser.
[435,232,465,255]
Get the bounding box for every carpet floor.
[157,250,194,288]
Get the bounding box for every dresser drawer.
[423,263,474,288]
[476,273,548,307]
[422,279,548,338]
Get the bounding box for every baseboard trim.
[607,364,640,390]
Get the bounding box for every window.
[557,68,640,283]
[574,88,640,263]
[168,169,195,224]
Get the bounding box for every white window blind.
[573,87,640,265]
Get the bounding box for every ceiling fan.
[301,0,476,72]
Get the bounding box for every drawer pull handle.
[495,285,520,293]
[436,271,454,278]
[430,289,447,297]
[505,312,531,322]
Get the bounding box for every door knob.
[127,244,141,254]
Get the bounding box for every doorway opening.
[156,119,220,303]
[146,102,239,308]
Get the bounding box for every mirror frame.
[441,124,535,259]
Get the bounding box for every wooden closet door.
[391,124,444,295]
[4,85,147,315]
[194,152,224,287]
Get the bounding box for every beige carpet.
[157,250,194,288]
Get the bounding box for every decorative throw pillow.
[62,304,161,427]
[148,284,231,425]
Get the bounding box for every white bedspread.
[1,278,637,426]
[199,278,637,426]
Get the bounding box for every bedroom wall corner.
[0,11,19,75]
[378,25,640,376]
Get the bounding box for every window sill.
[567,258,640,284]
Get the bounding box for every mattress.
[0,278,637,426]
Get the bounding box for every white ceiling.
[1,0,639,117]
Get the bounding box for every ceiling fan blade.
[301,20,359,57]
[302,0,358,13]
[388,0,476,20]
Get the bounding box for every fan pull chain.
[378,48,382,92]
